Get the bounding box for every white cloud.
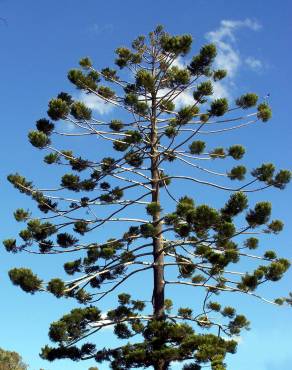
[212,81,231,100]
[221,19,261,32]
[174,90,194,107]
[213,42,240,78]
[172,56,188,69]
[245,56,262,71]
[206,18,261,77]
[157,87,194,109]
[79,91,114,115]
[207,19,261,45]
[205,19,262,98]
[86,23,114,36]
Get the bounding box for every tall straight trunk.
[151,102,166,370]
[150,92,165,320]
[151,53,166,370]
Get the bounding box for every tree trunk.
[150,54,166,370]
[151,92,165,320]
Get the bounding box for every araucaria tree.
[4,26,292,370]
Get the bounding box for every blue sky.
[0,0,292,369]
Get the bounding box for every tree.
[0,348,27,370]
[4,26,292,370]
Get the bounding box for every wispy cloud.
[86,23,114,36]
[79,91,114,115]
[171,19,263,105]
[212,80,232,100]
[205,18,262,99]
[245,56,262,71]
[208,19,261,44]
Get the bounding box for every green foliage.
[0,347,28,370]
[47,278,66,298]
[160,33,192,55]
[3,238,17,253]
[266,219,284,234]
[164,299,173,312]
[246,202,272,227]
[244,237,259,250]
[140,223,156,238]
[61,173,80,191]
[252,163,275,182]
[257,102,272,122]
[189,140,206,154]
[124,130,142,144]
[115,47,142,68]
[57,233,79,248]
[236,93,258,109]
[273,169,291,189]
[187,205,220,233]
[14,208,30,222]
[70,156,90,172]
[44,152,59,164]
[193,81,213,101]
[79,57,93,69]
[136,70,155,92]
[207,302,221,312]
[101,67,118,81]
[98,86,115,99]
[125,95,148,115]
[176,105,199,125]
[228,315,249,335]
[9,268,42,294]
[200,113,210,122]
[167,66,190,87]
[68,69,100,90]
[213,69,227,81]
[265,259,290,281]
[71,101,92,120]
[264,250,277,260]
[48,306,101,343]
[209,98,228,116]
[188,44,217,76]
[74,221,89,235]
[221,192,248,219]
[118,293,131,305]
[221,307,235,318]
[164,125,177,138]
[113,140,130,152]
[228,165,246,180]
[20,219,56,242]
[178,307,193,318]
[47,98,70,120]
[228,145,245,160]
[176,196,195,216]
[64,259,82,275]
[28,130,50,148]
[125,151,143,167]
[57,92,74,105]
[36,118,54,135]
[146,202,162,216]
[210,147,225,159]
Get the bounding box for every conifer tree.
[0,347,28,370]
[4,26,292,370]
